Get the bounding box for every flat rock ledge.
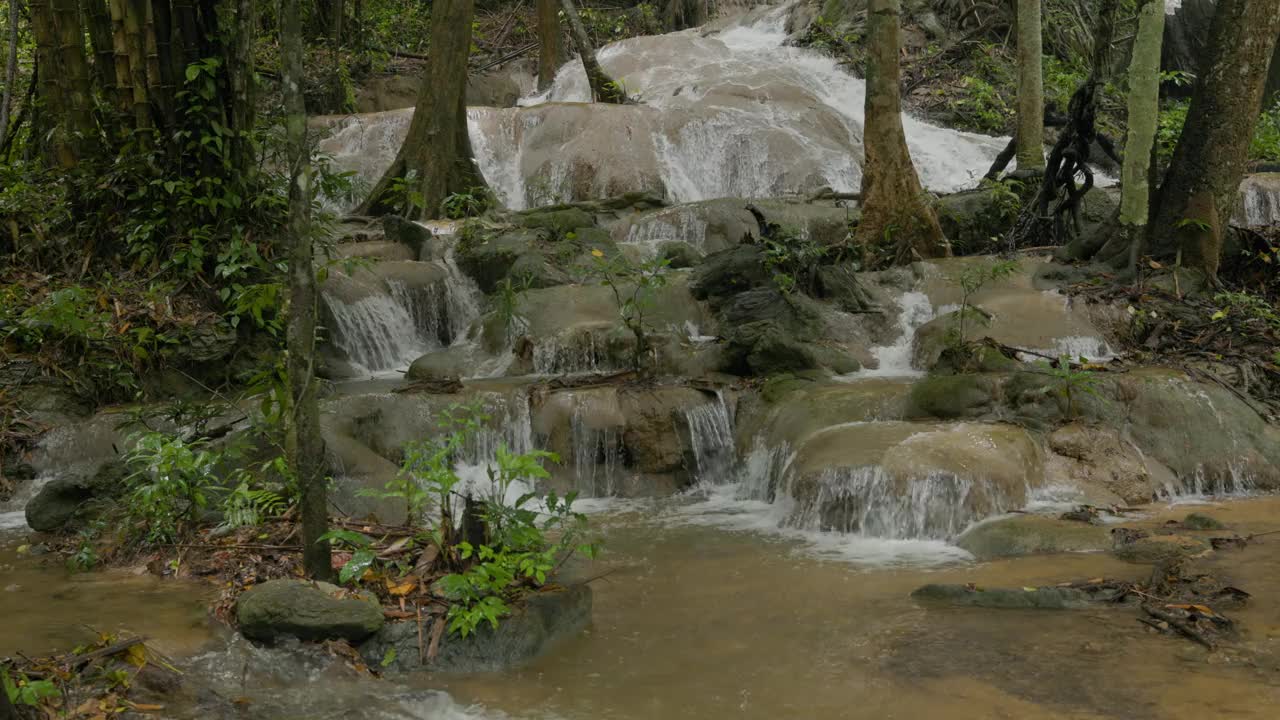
[361,584,593,673]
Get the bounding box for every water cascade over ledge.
[317,6,1009,210]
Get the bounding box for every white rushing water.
[841,290,935,379]
[320,5,1007,210]
[0,474,52,532]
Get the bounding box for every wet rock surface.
[361,585,592,673]
[237,579,385,643]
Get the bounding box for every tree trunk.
[1015,0,1044,171]
[50,0,95,141]
[120,0,153,135]
[30,0,75,165]
[1006,0,1119,250]
[281,0,331,582]
[171,0,200,69]
[1,0,18,139]
[142,0,174,128]
[536,0,563,91]
[357,0,490,219]
[1149,0,1280,279]
[666,0,707,31]
[559,0,625,103]
[151,0,180,127]
[83,0,117,97]
[1116,0,1164,271]
[108,0,135,116]
[228,0,257,172]
[855,0,948,265]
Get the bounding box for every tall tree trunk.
[559,0,625,103]
[281,0,331,582]
[171,0,200,69]
[108,0,136,116]
[1,0,18,139]
[83,0,117,97]
[151,0,180,127]
[50,0,95,141]
[1015,0,1044,171]
[855,0,948,265]
[30,0,76,165]
[227,0,256,172]
[1149,0,1280,279]
[536,0,563,92]
[1007,0,1119,250]
[142,0,174,128]
[1116,0,1164,271]
[120,0,153,137]
[358,0,490,219]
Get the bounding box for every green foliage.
[67,521,106,572]
[583,250,671,371]
[945,259,1019,351]
[1157,100,1190,163]
[2,667,60,707]
[1037,355,1102,418]
[761,227,832,295]
[1210,291,1280,333]
[441,187,493,220]
[1251,99,1280,163]
[951,74,1012,134]
[344,405,598,638]
[490,276,531,342]
[123,432,223,544]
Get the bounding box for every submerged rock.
[957,515,1113,560]
[237,579,384,643]
[362,585,591,673]
[1181,513,1227,531]
[1111,534,1213,564]
[912,584,1098,610]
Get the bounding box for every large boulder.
[361,585,591,673]
[691,245,772,301]
[956,515,1113,560]
[237,579,384,643]
[1047,423,1171,504]
[25,460,128,532]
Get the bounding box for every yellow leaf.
[125,643,148,668]
[386,577,418,597]
[591,249,604,258]
[1022,587,1038,592]
[128,703,165,712]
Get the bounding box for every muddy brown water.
[3,498,1279,719]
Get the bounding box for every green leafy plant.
[318,529,379,584]
[945,259,1019,350]
[762,227,830,296]
[123,432,223,543]
[584,249,671,371]
[441,187,493,220]
[1037,355,1103,418]
[2,667,60,707]
[490,276,531,342]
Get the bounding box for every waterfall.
[784,466,1003,540]
[532,329,613,376]
[570,407,625,498]
[320,7,1009,212]
[1233,174,1280,228]
[685,393,736,485]
[842,291,935,379]
[0,473,54,531]
[323,291,438,374]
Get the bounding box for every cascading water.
[323,290,439,374]
[0,474,53,531]
[842,290,935,379]
[570,403,626,498]
[319,5,1008,210]
[785,466,1007,540]
[684,393,736,485]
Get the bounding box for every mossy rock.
[691,244,771,301]
[517,207,595,237]
[1112,534,1213,564]
[238,579,384,643]
[906,373,1001,419]
[912,584,1098,610]
[957,515,1113,560]
[658,241,703,269]
[1181,513,1227,531]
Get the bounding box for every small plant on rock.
[584,249,670,371]
[1037,355,1103,419]
[945,259,1019,352]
